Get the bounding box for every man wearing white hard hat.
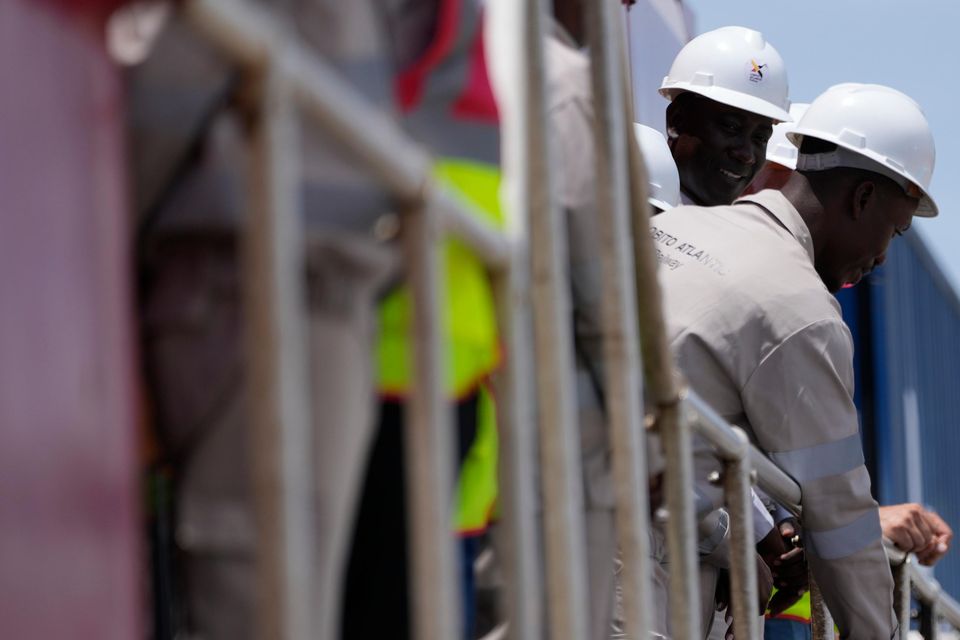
[660,26,791,208]
[658,26,804,640]
[652,82,938,639]
[743,100,954,640]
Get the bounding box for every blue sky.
[686,0,960,291]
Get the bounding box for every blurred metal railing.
[179,0,960,639]
[182,2,518,639]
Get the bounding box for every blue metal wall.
[841,231,960,598]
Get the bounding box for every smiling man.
[653,83,937,639]
[657,25,797,639]
[660,26,791,206]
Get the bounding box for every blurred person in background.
[134,0,502,638]
[344,0,505,638]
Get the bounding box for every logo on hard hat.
[747,59,767,83]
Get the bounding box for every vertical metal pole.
[491,262,544,640]
[723,428,759,640]
[920,601,939,639]
[522,0,590,637]
[245,65,315,639]
[402,188,460,640]
[658,405,700,640]
[893,560,912,640]
[583,0,653,635]
[809,575,835,640]
[619,24,701,640]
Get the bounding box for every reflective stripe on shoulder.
[769,433,864,483]
[807,510,881,560]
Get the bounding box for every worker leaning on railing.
[657,26,809,639]
[653,82,939,639]
[748,106,956,640]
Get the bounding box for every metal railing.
[687,385,960,639]
[182,1,527,639]
[177,0,959,638]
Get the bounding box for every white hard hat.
[660,26,791,122]
[788,83,938,217]
[766,103,810,169]
[634,124,680,210]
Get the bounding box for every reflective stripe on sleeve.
[769,433,864,483]
[807,510,881,560]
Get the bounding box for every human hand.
[880,503,953,566]
[758,519,808,615]
[881,503,934,552]
[916,509,952,566]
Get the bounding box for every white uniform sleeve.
[741,319,896,639]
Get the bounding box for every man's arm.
[742,319,896,639]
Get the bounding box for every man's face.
[818,179,918,292]
[667,95,775,206]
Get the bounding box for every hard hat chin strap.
[796,145,917,197]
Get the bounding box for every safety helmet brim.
[659,84,793,123]
[648,196,675,211]
[915,194,938,218]
[787,130,939,218]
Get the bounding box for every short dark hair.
[665,92,706,134]
[798,137,838,155]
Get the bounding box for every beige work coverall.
[651,189,897,638]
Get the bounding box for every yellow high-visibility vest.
[377,0,503,534]
[768,590,812,624]
[375,160,503,400]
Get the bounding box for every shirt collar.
[733,189,815,266]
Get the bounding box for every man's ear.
[851,180,876,221]
[666,100,685,137]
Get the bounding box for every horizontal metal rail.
[686,387,960,636]
[184,0,511,272]
[684,390,802,512]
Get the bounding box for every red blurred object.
[0,1,141,638]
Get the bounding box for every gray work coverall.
[651,189,897,639]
